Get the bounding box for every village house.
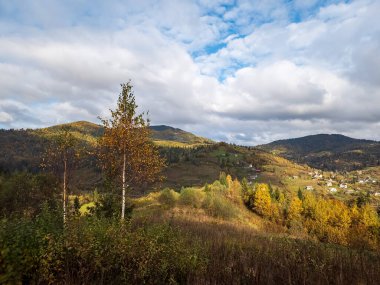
[313,173,323,179]
[305,185,314,191]
[329,187,337,193]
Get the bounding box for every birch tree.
[42,126,77,224]
[98,82,165,220]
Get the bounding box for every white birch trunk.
[63,154,67,225]
[121,147,126,220]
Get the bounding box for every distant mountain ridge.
[42,121,213,146]
[150,125,213,145]
[0,120,214,174]
[258,134,380,171]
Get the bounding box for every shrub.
[158,188,179,207]
[0,173,59,217]
[179,188,205,208]
[208,180,227,194]
[0,215,206,284]
[203,192,238,219]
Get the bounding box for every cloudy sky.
[0,0,379,145]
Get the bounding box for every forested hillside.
[258,134,380,171]
[0,121,212,174]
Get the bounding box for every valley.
[1,121,380,284]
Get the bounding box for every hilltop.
[0,121,213,175]
[150,125,213,146]
[258,134,380,171]
[38,121,213,147]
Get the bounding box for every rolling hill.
[36,121,213,146]
[150,125,213,146]
[0,121,213,177]
[257,134,380,171]
[0,120,312,194]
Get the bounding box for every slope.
[258,134,380,171]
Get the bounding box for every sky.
[0,0,380,145]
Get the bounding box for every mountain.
[257,134,380,171]
[0,121,213,175]
[150,125,213,146]
[42,121,212,146]
[0,120,305,191]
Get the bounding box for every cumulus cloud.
[0,0,379,145]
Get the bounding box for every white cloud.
[0,0,379,145]
[0,111,12,123]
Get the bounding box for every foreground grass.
[1,181,380,284]
[1,209,380,285]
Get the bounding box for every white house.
[329,187,337,193]
[339,183,348,189]
[305,186,314,191]
[326,181,333,187]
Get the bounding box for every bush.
[0,172,59,217]
[203,192,238,219]
[208,180,227,194]
[179,188,205,208]
[0,214,206,284]
[158,188,179,207]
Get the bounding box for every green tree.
[219,172,227,186]
[297,188,303,200]
[98,82,165,220]
[241,178,249,196]
[73,196,80,216]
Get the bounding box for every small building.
[374,192,380,197]
[313,174,323,179]
[329,187,337,193]
[305,186,314,191]
[326,181,332,187]
[339,183,348,189]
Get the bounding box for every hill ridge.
[257,133,380,171]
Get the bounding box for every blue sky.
[0,0,380,145]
